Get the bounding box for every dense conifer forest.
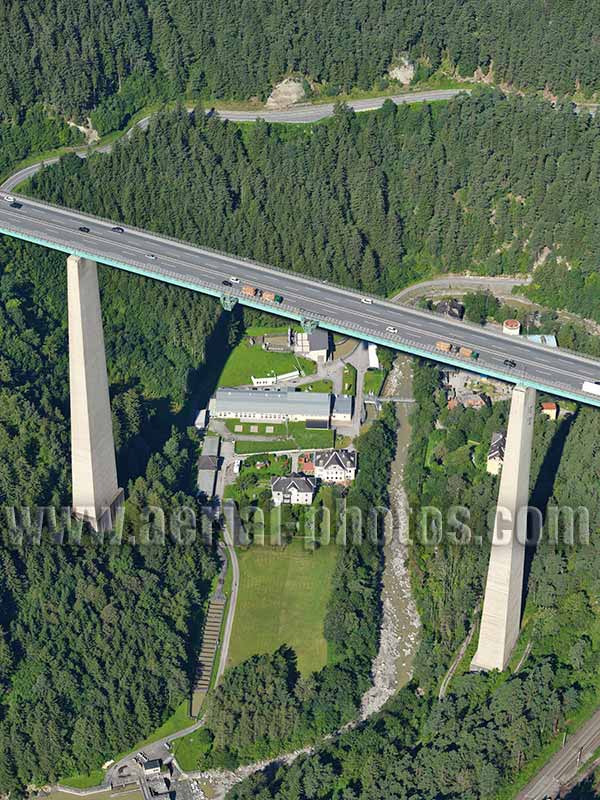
[1,0,600,125]
[0,235,223,792]
[27,91,600,303]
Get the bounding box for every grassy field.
[235,439,291,454]
[342,364,357,396]
[296,379,334,393]
[218,339,315,387]
[227,538,339,676]
[288,422,334,449]
[224,419,287,436]
[364,368,386,396]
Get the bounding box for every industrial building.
[209,388,332,423]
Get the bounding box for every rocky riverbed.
[361,356,420,717]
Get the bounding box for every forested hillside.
[1,0,599,123]
[229,367,600,799]
[27,92,600,296]
[0,234,222,792]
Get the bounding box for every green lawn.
[288,422,334,449]
[235,439,291,454]
[218,339,316,387]
[296,379,334,393]
[232,422,334,453]
[227,538,339,676]
[342,364,357,396]
[173,727,214,772]
[363,368,386,396]
[224,419,287,436]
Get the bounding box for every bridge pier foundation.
[67,255,123,532]
[471,384,536,672]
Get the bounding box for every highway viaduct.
[2,190,600,671]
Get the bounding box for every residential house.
[486,431,506,475]
[541,401,558,420]
[271,474,317,506]
[314,449,357,484]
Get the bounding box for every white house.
[331,394,353,424]
[271,474,317,506]
[313,450,357,483]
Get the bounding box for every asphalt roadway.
[1,191,600,405]
[0,90,466,192]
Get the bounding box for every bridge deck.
[1,192,600,407]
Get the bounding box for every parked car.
[78,226,90,233]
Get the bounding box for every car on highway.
[361,297,374,305]
[145,253,157,260]
[111,226,124,233]
[503,358,517,368]
[230,276,240,284]
[5,195,15,203]
[78,226,90,233]
[386,326,399,334]
[222,279,232,287]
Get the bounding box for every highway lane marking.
[12,199,600,372]
[4,206,600,388]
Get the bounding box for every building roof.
[314,449,357,470]
[308,329,329,351]
[488,431,506,461]
[143,759,161,771]
[213,388,331,417]
[198,455,219,470]
[201,435,220,457]
[333,394,353,415]
[527,334,558,348]
[271,474,317,494]
[541,401,558,410]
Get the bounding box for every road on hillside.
[1,192,600,405]
[0,90,464,191]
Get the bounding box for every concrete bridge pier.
[471,384,536,672]
[67,255,123,531]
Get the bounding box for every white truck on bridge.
[582,381,600,397]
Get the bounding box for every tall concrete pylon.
[67,255,123,531]
[471,384,536,672]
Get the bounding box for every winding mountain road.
[1,90,464,192]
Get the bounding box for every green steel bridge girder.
[220,293,238,311]
[301,316,319,334]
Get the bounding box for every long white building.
[209,387,332,423]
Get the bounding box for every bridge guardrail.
[4,193,600,384]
